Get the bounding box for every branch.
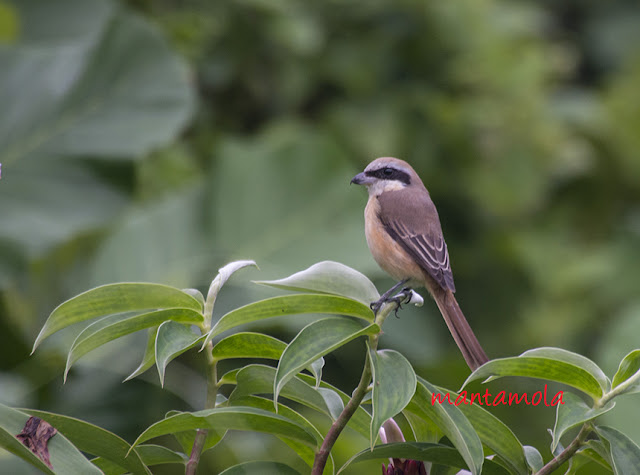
[311,353,372,475]
[534,424,591,475]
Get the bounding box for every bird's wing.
[377,191,456,292]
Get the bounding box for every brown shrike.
[351,157,488,371]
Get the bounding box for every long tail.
[432,287,488,371]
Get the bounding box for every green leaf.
[406,378,484,475]
[65,308,203,380]
[523,445,544,472]
[229,395,332,472]
[255,260,380,305]
[211,332,286,361]
[522,347,610,393]
[132,407,317,449]
[275,317,379,407]
[463,354,606,401]
[0,403,96,475]
[136,444,187,466]
[612,349,640,393]
[230,365,370,439]
[338,442,509,475]
[203,294,375,348]
[166,409,225,455]
[370,349,417,447]
[576,440,613,470]
[124,326,159,381]
[33,283,203,350]
[22,408,146,474]
[155,321,204,386]
[432,385,529,475]
[596,426,640,475]
[219,461,302,475]
[317,388,344,421]
[92,445,186,474]
[551,392,615,451]
[403,410,442,444]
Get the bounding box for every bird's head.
[351,157,419,196]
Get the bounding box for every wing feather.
[377,192,456,292]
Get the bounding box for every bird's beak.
[350,172,367,185]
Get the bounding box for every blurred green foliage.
[1,0,639,473]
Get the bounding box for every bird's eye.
[383,168,393,176]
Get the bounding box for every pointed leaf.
[463,355,605,401]
[522,347,610,392]
[33,283,202,350]
[370,349,417,447]
[551,392,615,451]
[204,260,258,319]
[338,442,509,475]
[0,403,100,475]
[23,408,147,474]
[256,261,380,305]
[155,321,204,386]
[212,332,286,361]
[132,407,317,449]
[124,327,159,381]
[431,385,529,475]
[406,378,484,475]
[596,426,640,475]
[219,461,302,475]
[611,349,640,394]
[203,294,375,348]
[275,317,379,406]
[65,308,202,380]
[309,357,324,388]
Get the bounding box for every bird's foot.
[370,287,413,317]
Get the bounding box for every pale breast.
[364,197,426,285]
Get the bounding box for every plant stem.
[534,424,591,475]
[185,341,218,475]
[312,352,372,474]
[311,294,407,475]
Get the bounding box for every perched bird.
[351,157,488,370]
